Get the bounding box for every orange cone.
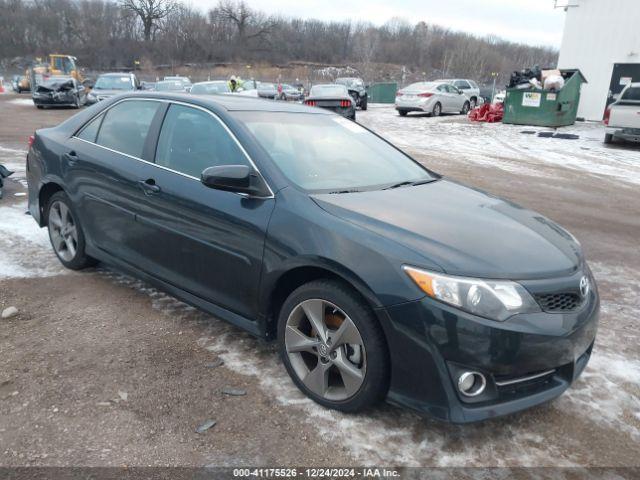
[0,79,4,94]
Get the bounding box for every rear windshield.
[95,76,134,90]
[405,82,435,90]
[621,87,640,101]
[310,85,348,96]
[235,111,434,193]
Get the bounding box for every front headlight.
[403,266,540,321]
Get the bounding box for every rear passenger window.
[155,104,250,178]
[76,114,103,143]
[96,100,161,158]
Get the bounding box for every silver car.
[395,81,471,117]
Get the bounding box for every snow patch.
[0,203,66,279]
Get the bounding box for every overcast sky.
[189,0,567,48]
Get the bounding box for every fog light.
[457,371,486,397]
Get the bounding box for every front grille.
[535,292,582,312]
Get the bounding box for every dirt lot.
[0,92,639,471]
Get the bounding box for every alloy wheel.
[48,201,78,262]
[284,299,366,401]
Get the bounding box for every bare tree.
[120,0,176,42]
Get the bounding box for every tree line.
[0,0,558,84]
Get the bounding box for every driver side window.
[155,104,250,178]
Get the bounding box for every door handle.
[138,179,161,195]
[64,151,78,166]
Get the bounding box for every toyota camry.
[26,93,599,423]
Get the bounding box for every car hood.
[312,179,582,279]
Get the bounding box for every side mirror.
[201,165,270,197]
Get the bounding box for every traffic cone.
[0,79,5,94]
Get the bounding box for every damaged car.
[335,77,368,110]
[32,76,87,109]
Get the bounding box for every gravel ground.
[0,94,639,471]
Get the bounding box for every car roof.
[100,73,133,77]
[113,92,330,114]
[193,80,226,84]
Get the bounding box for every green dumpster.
[502,69,587,127]
[367,82,398,104]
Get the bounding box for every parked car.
[86,73,139,105]
[140,81,156,91]
[335,77,368,110]
[26,93,599,423]
[155,80,188,92]
[12,75,30,93]
[256,82,278,99]
[604,82,640,144]
[441,78,481,109]
[280,83,304,101]
[190,81,231,96]
[395,81,470,117]
[164,76,192,92]
[305,84,356,120]
[32,76,87,109]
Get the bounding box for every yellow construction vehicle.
[24,54,83,91]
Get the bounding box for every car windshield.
[621,86,640,101]
[191,82,230,94]
[236,112,435,192]
[311,85,348,97]
[94,76,133,90]
[156,81,184,91]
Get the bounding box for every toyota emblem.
[579,276,590,298]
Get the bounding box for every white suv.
[441,79,481,108]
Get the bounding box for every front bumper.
[377,277,599,423]
[32,94,76,106]
[607,126,640,143]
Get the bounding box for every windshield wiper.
[382,179,435,190]
[327,189,362,194]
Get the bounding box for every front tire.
[470,97,477,109]
[604,133,613,144]
[46,191,96,270]
[398,109,408,117]
[461,101,470,115]
[278,280,389,413]
[431,102,442,117]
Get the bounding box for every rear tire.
[46,191,96,270]
[604,133,613,144]
[361,96,368,111]
[278,279,389,413]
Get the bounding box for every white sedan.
[395,81,471,117]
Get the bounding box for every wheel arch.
[263,261,383,338]
[38,181,65,226]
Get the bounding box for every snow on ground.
[0,203,67,279]
[7,98,34,107]
[359,105,640,187]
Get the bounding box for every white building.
[557,0,640,121]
